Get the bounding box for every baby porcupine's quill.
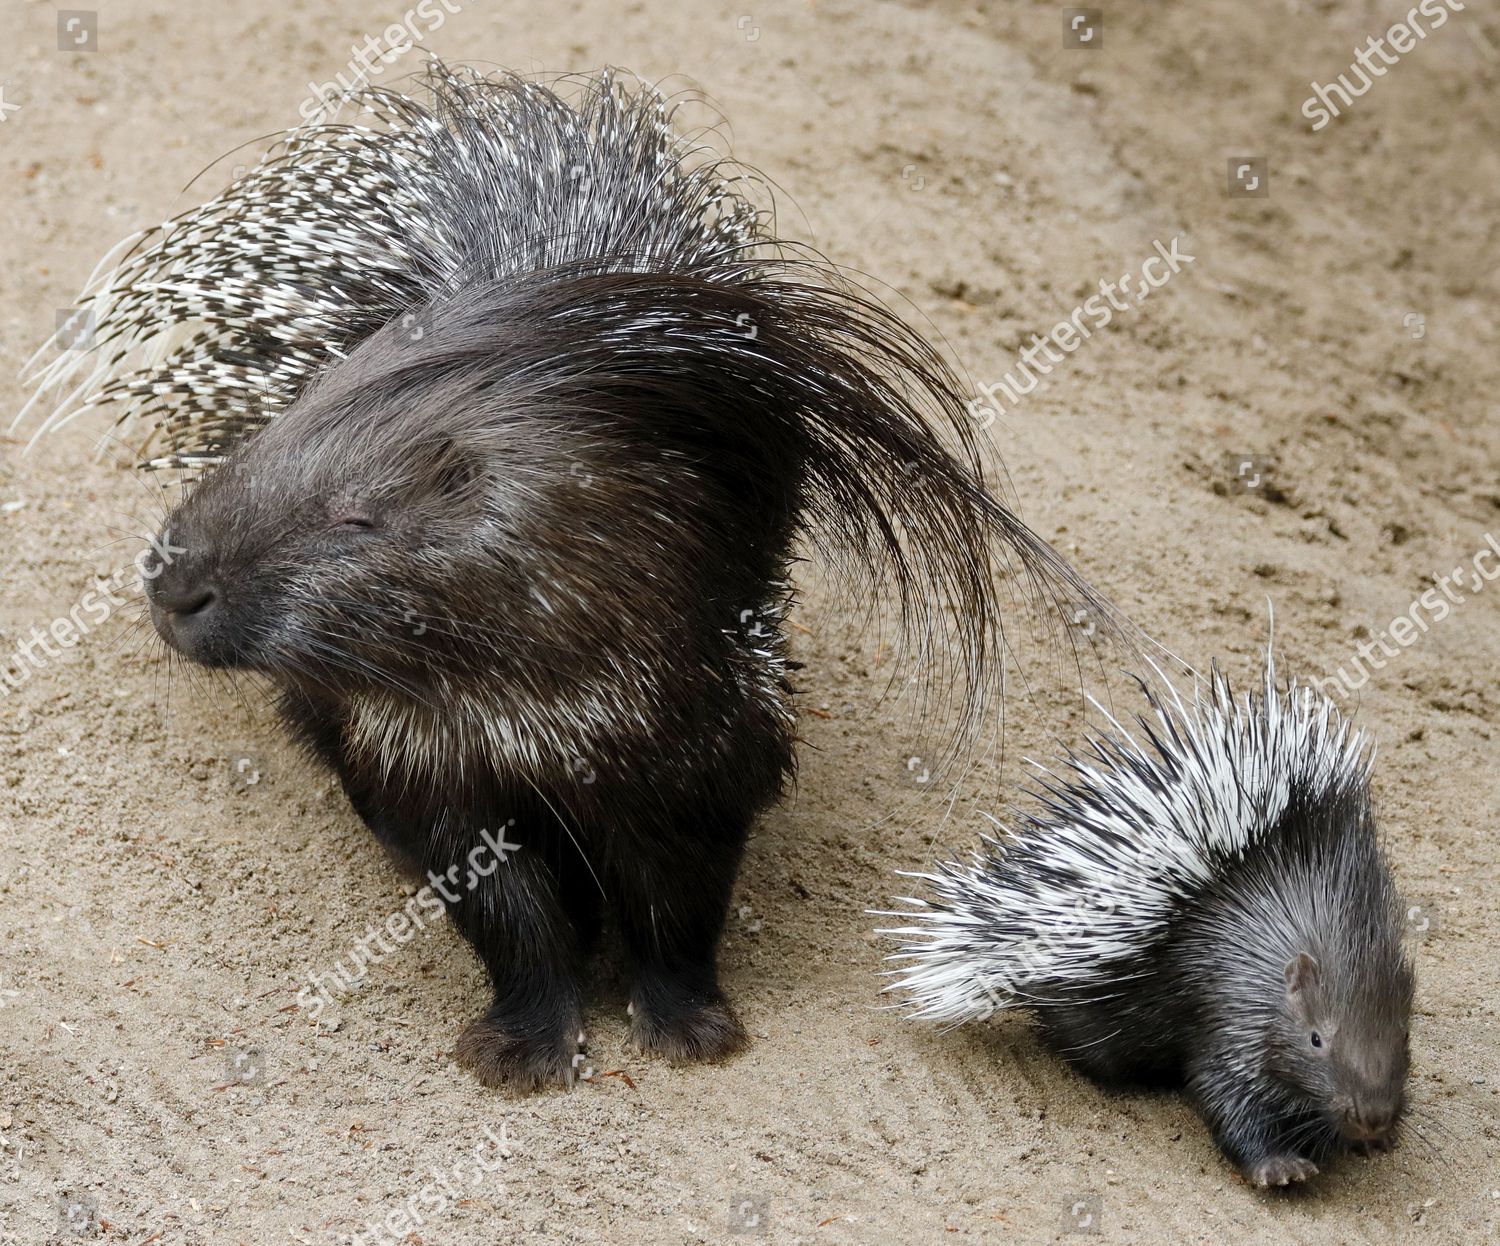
[880,655,1376,1023]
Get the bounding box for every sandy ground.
[1,0,1498,1242]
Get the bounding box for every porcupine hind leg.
[1187,1048,1319,1187]
[609,805,754,1064]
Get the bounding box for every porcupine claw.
[1248,1155,1320,1188]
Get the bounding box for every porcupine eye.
[328,504,379,532]
[1310,1031,1324,1049]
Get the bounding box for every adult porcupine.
[23,62,1126,1090]
[882,658,1414,1186]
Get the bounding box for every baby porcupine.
[882,658,1415,1187]
[21,63,1128,1090]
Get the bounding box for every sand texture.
[1,1,1497,1242]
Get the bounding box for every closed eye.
[331,513,378,531]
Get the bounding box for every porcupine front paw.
[1246,1155,1320,1188]
[628,983,747,1064]
[455,1008,587,1092]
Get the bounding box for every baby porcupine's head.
[1215,783,1415,1151]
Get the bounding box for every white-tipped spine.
[880,661,1373,1025]
[17,63,766,473]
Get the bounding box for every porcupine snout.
[1337,1075,1405,1145]
[1343,1103,1398,1143]
[141,460,288,671]
[148,576,220,644]
[144,519,236,667]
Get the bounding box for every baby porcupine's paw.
[628,989,747,1064]
[455,1011,587,1093]
[1246,1155,1320,1188]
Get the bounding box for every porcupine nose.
[157,585,217,616]
[1346,1104,1396,1142]
[147,577,223,655]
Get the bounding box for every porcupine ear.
[1284,952,1320,1000]
[405,431,482,503]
